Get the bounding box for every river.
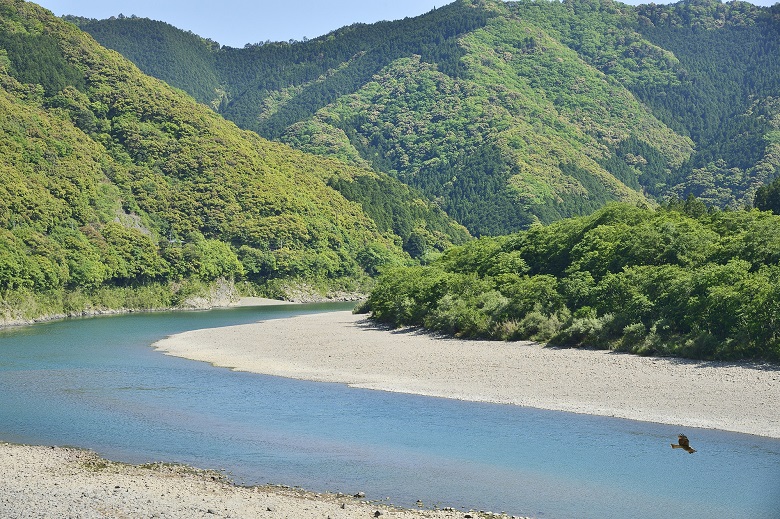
[0,303,778,518]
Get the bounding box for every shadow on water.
[0,304,778,519]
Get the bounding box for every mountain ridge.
[71,0,780,235]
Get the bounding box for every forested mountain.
[509,0,780,208]
[0,0,469,318]
[64,14,223,108]
[71,0,780,236]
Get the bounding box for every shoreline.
[154,310,780,439]
[0,443,492,519]
[0,296,301,329]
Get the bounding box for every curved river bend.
[1,304,778,519]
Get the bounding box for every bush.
[425,293,491,338]
[514,309,563,342]
[617,322,648,353]
[352,298,371,314]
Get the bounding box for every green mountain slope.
[284,9,690,234]
[74,0,780,235]
[70,0,673,235]
[0,0,469,313]
[63,14,223,108]
[508,0,780,208]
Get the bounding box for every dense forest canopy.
[509,0,780,206]
[73,0,780,237]
[365,202,780,361]
[0,0,469,319]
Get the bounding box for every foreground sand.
[0,443,497,519]
[155,311,780,438]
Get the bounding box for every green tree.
[754,177,780,214]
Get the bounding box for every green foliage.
[367,203,780,361]
[754,175,780,214]
[10,0,780,335]
[356,242,402,276]
[68,15,223,108]
[78,0,689,237]
[507,0,780,207]
[0,2,85,95]
[368,265,453,326]
[78,1,492,135]
[633,0,780,205]
[0,277,246,324]
[76,0,780,236]
[0,1,470,315]
[277,10,678,235]
[324,168,470,257]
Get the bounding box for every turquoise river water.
[0,303,778,518]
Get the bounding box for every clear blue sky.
[35,1,452,48]
[35,0,778,49]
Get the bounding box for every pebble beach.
[0,443,495,518]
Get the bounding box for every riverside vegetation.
[82,0,779,362]
[365,201,780,361]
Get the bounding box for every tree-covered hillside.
[63,14,223,108]
[74,0,780,237]
[72,0,692,236]
[0,0,469,319]
[365,202,780,362]
[508,0,780,208]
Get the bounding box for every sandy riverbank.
[155,310,780,438]
[0,443,496,519]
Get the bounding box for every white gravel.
[155,311,780,438]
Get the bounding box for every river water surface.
[0,303,778,518]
